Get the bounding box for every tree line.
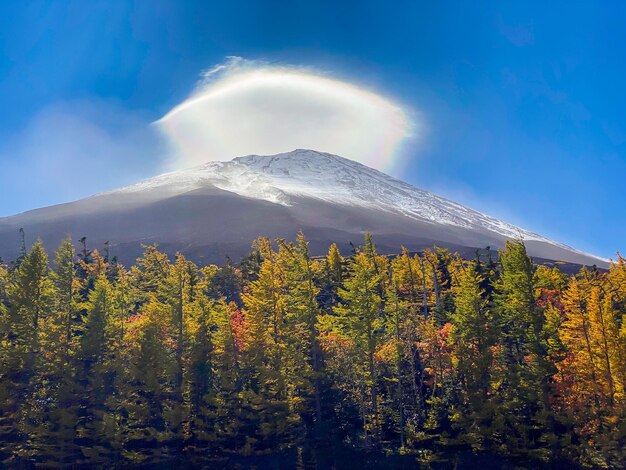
[0,233,625,468]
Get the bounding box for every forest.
[0,233,625,468]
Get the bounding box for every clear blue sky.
[0,0,624,258]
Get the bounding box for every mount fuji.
[0,149,606,267]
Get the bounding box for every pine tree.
[608,254,626,313]
[184,292,215,457]
[26,239,82,464]
[384,280,409,448]
[0,241,54,462]
[0,261,12,463]
[390,248,427,428]
[334,246,385,443]
[415,316,454,445]
[209,301,247,452]
[100,264,132,462]
[206,263,243,305]
[559,277,603,418]
[319,242,344,310]
[74,275,119,464]
[491,240,553,458]
[587,287,623,405]
[558,272,626,466]
[449,260,495,450]
[161,253,199,450]
[240,237,297,453]
[131,244,171,305]
[239,246,263,284]
[423,247,454,323]
[117,296,177,464]
[392,247,421,305]
[280,233,324,432]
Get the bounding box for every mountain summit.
[0,149,606,267]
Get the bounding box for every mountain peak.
[230,149,369,173]
[102,149,606,265]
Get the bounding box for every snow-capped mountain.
[109,150,570,247]
[0,149,606,267]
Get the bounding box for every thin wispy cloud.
[0,101,165,216]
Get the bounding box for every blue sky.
[0,1,624,258]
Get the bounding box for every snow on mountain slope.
[109,149,604,263]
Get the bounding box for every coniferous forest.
[1,233,625,468]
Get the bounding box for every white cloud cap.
[157,57,416,170]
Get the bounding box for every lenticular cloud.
[157,58,415,171]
